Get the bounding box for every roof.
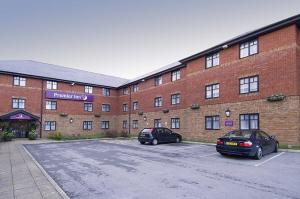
[180,13,300,63]
[0,60,129,88]
[0,110,40,121]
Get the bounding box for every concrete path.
[0,139,63,199]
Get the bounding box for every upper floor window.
[133,101,139,110]
[103,88,110,96]
[171,94,180,105]
[240,113,259,130]
[83,121,93,130]
[206,53,219,68]
[84,103,93,112]
[122,120,128,129]
[101,121,110,129]
[12,98,25,109]
[123,104,128,112]
[171,118,180,129]
[13,76,26,87]
[101,104,110,112]
[154,76,162,86]
[171,70,181,82]
[154,119,162,128]
[46,81,57,90]
[205,116,220,130]
[133,84,139,92]
[84,86,93,94]
[132,120,139,129]
[45,121,56,131]
[46,101,57,110]
[205,83,219,99]
[123,88,129,95]
[240,76,258,94]
[240,39,258,58]
[154,97,162,107]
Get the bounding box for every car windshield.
[141,129,153,133]
[223,130,252,139]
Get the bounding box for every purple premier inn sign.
[45,91,94,102]
[10,113,32,120]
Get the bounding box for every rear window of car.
[223,131,252,139]
[142,129,153,133]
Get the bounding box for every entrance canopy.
[0,110,40,121]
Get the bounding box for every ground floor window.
[171,118,180,129]
[132,120,138,129]
[122,120,128,129]
[45,121,56,131]
[101,121,109,129]
[205,116,220,130]
[154,119,162,128]
[240,113,259,130]
[83,121,93,130]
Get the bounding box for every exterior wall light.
[225,109,231,117]
[69,118,73,123]
[143,115,147,121]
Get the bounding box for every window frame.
[205,83,220,99]
[239,113,259,130]
[83,121,93,130]
[205,115,220,130]
[84,86,93,94]
[122,103,128,112]
[122,120,128,129]
[154,97,162,107]
[44,121,56,131]
[132,120,139,129]
[45,100,57,110]
[171,118,180,129]
[101,121,110,129]
[154,119,162,128]
[154,76,162,86]
[84,103,93,112]
[205,53,220,69]
[133,84,139,92]
[239,75,259,94]
[102,88,110,96]
[46,81,57,90]
[171,70,181,82]
[101,104,110,112]
[171,93,180,105]
[239,39,258,59]
[133,101,139,111]
[12,98,25,109]
[13,76,26,87]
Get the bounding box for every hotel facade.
[1,15,300,145]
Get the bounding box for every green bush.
[3,131,14,141]
[28,130,37,140]
[105,131,119,138]
[48,132,63,140]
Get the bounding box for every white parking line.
[254,152,285,167]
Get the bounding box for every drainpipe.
[128,87,132,135]
[40,80,44,138]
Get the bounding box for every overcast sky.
[0,0,300,79]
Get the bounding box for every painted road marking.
[254,152,285,167]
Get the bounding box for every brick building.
[0,14,300,145]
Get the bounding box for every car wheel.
[152,139,158,145]
[254,147,263,160]
[274,142,279,153]
[175,137,181,143]
[140,141,145,145]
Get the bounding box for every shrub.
[28,130,37,140]
[120,131,129,138]
[48,132,63,140]
[3,131,14,141]
[105,131,119,138]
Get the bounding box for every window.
[12,98,25,109]
[123,104,128,112]
[154,119,162,128]
[240,114,259,130]
[133,84,139,92]
[171,118,180,129]
[240,39,258,58]
[171,94,180,105]
[240,76,258,94]
[46,101,57,110]
[123,88,129,95]
[84,103,93,112]
[122,120,128,129]
[206,53,220,68]
[205,116,220,130]
[133,101,139,110]
[154,76,162,86]
[132,120,139,129]
[101,121,110,129]
[171,70,181,81]
[101,104,110,112]
[205,83,219,99]
[103,88,110,96]
[44,121,56,131]
[83,121,93,130]
[13,76,26,86]
[46,81,57,90]
[84,86,93,94]
[154,97,162,107]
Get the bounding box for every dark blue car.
[138,128,182,145]
[216,130,279,160]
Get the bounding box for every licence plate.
[226,141,237,146]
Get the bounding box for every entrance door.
[10,122,28,138]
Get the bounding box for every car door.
[164,128,176,143]
[156,128,165,143]
[258,131,273,154]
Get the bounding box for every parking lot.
[25,139,300,199]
